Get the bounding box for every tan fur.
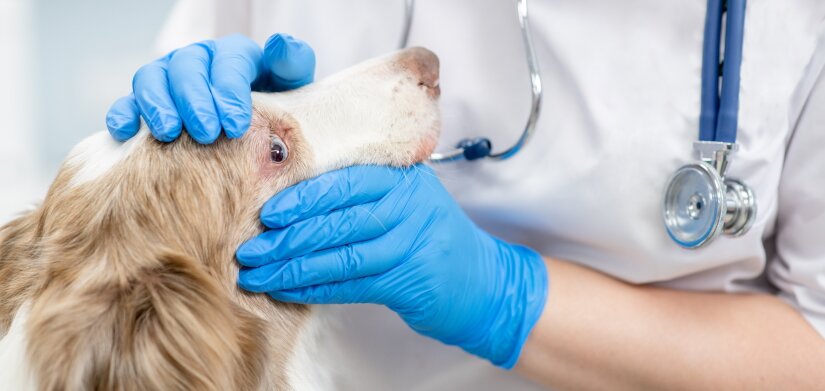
[0,209,42,335]
[0,47,441,390]
[1,116,313,390]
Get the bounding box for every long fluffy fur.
[0,129,312,390]
[0,210,40,336]
[27,252,268,390]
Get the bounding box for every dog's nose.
[398,47,440,98]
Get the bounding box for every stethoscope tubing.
[399,0,544,162]
[488,0,543,161]
[399,0,415,49]
[700,0,746,144]
[663,0,755,249]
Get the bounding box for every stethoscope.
[399,0,544,162]
[663,0,756,249]
[400,0,756,249]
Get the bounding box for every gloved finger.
[167,42,222,144]
[211,34,261,138]
[261,165,403,229]
[258,33,316,92]
[267,276,382,305]
[106,93,141,141]
[238,231,404,292]
[267,276,375,305]
[237,198,406,266]
[132,60,183,142]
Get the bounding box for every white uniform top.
[159,1,825,389]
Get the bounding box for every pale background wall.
[0,0,174,223]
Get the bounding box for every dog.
[0,47,441,390]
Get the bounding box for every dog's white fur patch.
[0,303,36,391]
[254,51,439,175]
[285,310,335,391]
[65,130,144,187]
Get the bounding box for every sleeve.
[154,0,253,55]
[154,0,217,55]
[155,0,256,55]
[768,34,825,338]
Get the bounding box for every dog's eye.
[270,135,288,164]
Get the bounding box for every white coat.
[158,1,825,389]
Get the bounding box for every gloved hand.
[236,165,548,368]
[106,33,315,143]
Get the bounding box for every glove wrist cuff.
[496,244,548,369]
[461,241,549,369]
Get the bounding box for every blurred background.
[0,0,173,222]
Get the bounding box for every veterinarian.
[105,1,825,389]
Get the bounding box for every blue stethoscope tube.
[700,0,746,144]
[663,0,756,249]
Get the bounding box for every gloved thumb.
[261,33,316,91]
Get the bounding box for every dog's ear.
[26,251,269,391]
[0,208,41,335]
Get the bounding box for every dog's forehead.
[65,130,145,188]
[63,128,254,193]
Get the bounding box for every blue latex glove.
[236,165,548,368]
[106,33,315,144]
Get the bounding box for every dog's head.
[0,47,440,390]
[54,46,441,272]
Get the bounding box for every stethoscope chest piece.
[663,0,755,249]
[663,142,757,249]
[721,177,756,236]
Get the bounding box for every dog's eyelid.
[273,125,294,134]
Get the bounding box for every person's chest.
[250,0,822,289]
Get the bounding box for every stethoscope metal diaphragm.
[663,159,755,249]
